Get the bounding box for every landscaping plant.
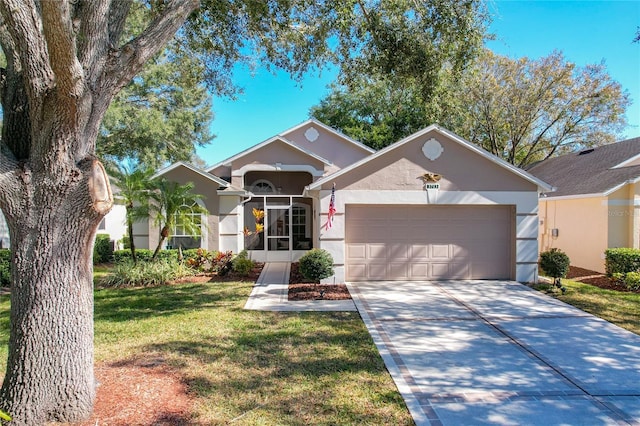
[539,248,570,288]
[299,249,334,282]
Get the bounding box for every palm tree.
[150,179,208,260]
[108,164,155,264]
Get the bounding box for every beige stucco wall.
[539,183,640,274]
[332,130,537,193]
[539,197,608,273]
[283,122,372,169]
[146,167,223,251]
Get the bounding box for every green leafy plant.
[93,234,114,264]
[605,248,640,277]
[0,249,10,287]
[299,249,334,282]
[113,249,178,264]
[539,248,570,287]
[232,256,254,276]
[100,259,194,288]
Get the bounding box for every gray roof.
[527,137,640,197]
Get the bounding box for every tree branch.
[106,0,199,92]
[108,0,133,48]
[40,0,83,98]
[76,0,110,88]
[0,0,54,102]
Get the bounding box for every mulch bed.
[288,263,351,301]
[565,265,639,293]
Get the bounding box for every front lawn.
[0,281,413,425]
[534,279,640,335]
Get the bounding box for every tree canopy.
[312,49,630,166]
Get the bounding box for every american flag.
[325,183,336,230]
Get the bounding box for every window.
[169,203,203,250]
[251,179,275,194]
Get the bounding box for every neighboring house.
[528,137,640,274]
[0,120,551,283]
[138,120,550,283]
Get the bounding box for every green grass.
[0,281,413,425]
[534,279,640,335]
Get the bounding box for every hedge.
[0,249,10,287]
[93,234,114,264]
[605,248,640,277]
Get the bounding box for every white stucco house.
[0,120,552,283]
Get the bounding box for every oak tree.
[0,1,488,423]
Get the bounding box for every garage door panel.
[369,263,387,280]
[346,205,513,281]
[347,244,366,259]
[389,263,408,279]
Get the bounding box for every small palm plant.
[150,179,208,260]
[108,163,155,264]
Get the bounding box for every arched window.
[250,179,275,194]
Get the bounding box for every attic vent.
[578,148,595,155]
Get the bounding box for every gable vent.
[578,148,595,155]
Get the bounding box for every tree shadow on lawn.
[135,312,411,424]
[93,282,254,323]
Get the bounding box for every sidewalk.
[244,262,357,312]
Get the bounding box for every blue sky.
[197,0,640,166]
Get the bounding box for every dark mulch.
[565,265,639,293]
[288,263,351,301]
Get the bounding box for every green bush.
[232,256,254,276]
[100,259,194,288]
[539,248,570,286]
[605,248,640,277]
[0,249,10,287]
[93,234,114,264]
[299,249,334,282]
[622,271,640,290]
[113,249,179,263]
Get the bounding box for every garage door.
[345,205,513,281]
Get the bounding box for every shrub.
[605,248,640,277]
[299,249,334,282]
[184,248,211,271]
[93,234,114,264]
[539,248,570,287]
[211,250,234,276]
[623,271,640,291]
[0,249,10,287]
[232,256,254,276]
[100,259,194,288]
[113,249,179,264]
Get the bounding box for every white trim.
[611,152,640,169]
[281,118,376,154]
[308,125,554,192]
[231,163,325,177]
[153,161,229,187]
[206,135,332,172]
[540,193,605,201]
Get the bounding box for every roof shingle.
[527,137,640,197]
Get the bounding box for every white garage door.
[345,205,513,281]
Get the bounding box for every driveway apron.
[348,281,640,425]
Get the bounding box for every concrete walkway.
[244,262,356,312]
[349,280,640,426]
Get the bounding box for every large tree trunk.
[0,158,111,424]
[0,1,199,422]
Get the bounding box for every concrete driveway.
[348,281,640,425]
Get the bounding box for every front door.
[266,204,291,261]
